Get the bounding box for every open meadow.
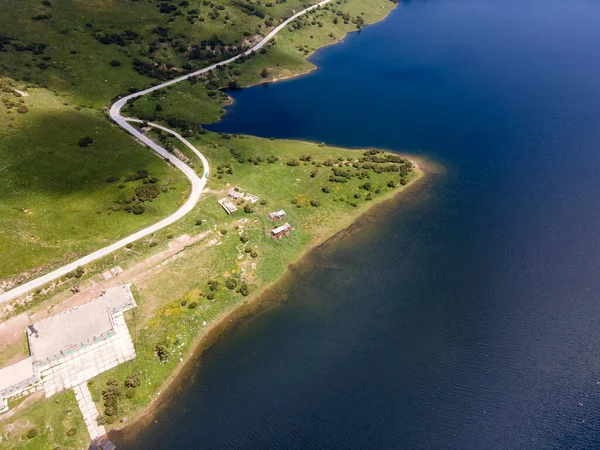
[0,78,188,284]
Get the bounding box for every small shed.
[271,222,292,239]
[228,189,242,200]
[269,210,286,220]
[244,193,260,204]
[218,198,238,215]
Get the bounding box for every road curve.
[0,0,331,304]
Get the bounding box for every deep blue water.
[116,0,600,448]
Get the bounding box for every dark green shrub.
[135,184,160,201]
[26,428,38,439]
[132,204,146,215]
[102,379,122,401]
[17,105,28,114]
[78,136,94,147]
[149,241,157,247]
[207,292,215,300]
[244,247,252,253]
[110,60,121,67]
[310,199,320,207]
[106,175,119,182]
[240,233,249,243]
[155,342,170,363]
[125,243,133,249]
[180,299,188,306]
[66,427,78,437]
[220,229,228,235]
[124,373,141,388]
[195,219,203,225]
[321,186,330,193]
[226,278,237,290]
[250,250,257,258]
[125,388,136,399]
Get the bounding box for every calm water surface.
[116,0,600,448]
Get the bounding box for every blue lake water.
[115,0,600,448]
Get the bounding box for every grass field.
[0,78,189,283]
[0,391,87,450]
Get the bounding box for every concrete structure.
[230,186,260,204]
[228,188,242,200]
[218,198,238,214]
[269,210,286,220]
[0,284,137,439]
[271,222,293,239]
[0,357,38,413]
[75,383,106,440]
[244,193,260,204]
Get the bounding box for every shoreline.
[218,1,400,114]
[264,2,400,87]
[109,155,440,439]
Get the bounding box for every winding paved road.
[0,0,331,304]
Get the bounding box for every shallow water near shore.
[115,0,600,448]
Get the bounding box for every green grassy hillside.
[0,78,188,282]
[0,0,317,105]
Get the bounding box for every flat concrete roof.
[103,284,136,315]
[272,222,292,235]
[27,298,113,363]
[0,357,35,392]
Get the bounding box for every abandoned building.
[269,210,286,220]
[218,197,238,214]
[271,222,293,239]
